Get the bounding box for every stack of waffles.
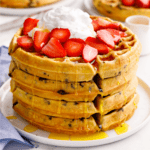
[8,16,141,135]
[0,0,60,8]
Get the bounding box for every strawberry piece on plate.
[97,18,119,29]
[135,0,150,8]
[23,18,39,35]
[106,29,127,43]
[34,31,50,53]
[122,0,135,6]
[85,37,109,54]
[17,36,33,51]
[50,28,71,43]
[64,38,85,57]
[92,19,101,31]
[97,29,115,49]
[82,45,98,63]
[42,37,66,58]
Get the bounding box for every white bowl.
[125,15,150,56]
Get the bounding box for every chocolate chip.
[107,11,111,14]
[68,124,72,127]
[44,99,50,105]
[65,79,69,83]
[29,96,32,100]
[119,92,121,95]
[71,83,75,89]
[74,102,78,105]
[99,88,103,92]
[61,100,67,106]
[25,68,28,72]
[43,72,46,75]
[13,102,18,107]
[25,92,28,95]
[79,82,84,88]
[48,116,52,120]
[118,71,121,76]
[80,118,84,122]
[57,90,68,95]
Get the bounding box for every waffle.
[93,0,150,21]
[8,15,141,134]
[0,0,60,8]
[10,79,98,102]
[97,92,139,131]
[9,62,99,94]
[9,19,141,81]
[96,76,138,115]
[13,102,100,135]
[13,88,98,119]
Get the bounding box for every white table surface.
[1,0,150,150]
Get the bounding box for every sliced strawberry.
[82,45,98,63]
[122,0,135,6]
[135,0,150,8]
[85,37,109,54]
[34,31,50,53]
[49,28,70,43]
[97,18,120,29]
[68,38,86,45]
[64,38,85,57]
[92,19,101,31]
[42,37,66,58]
[23,18,39,35]
[17,36,33,51]
[97,29,115,49]
[106,29,127,43]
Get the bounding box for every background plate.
[83,0,103,16]
[1,78,150,147]
[0,0,75,16]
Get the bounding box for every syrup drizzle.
[24,124,38,133]
[6,116,17,120]
[114,123,129,135]
[48,133,70,140]
[70,132,108,141]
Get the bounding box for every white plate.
[1,78,150,147]
[83,0,103,16]
[0,0,75,16]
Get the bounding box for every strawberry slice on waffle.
[23,18,39,35]
[42,37,66,58]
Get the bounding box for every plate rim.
[1,77,150,147]
[0,0,75,16]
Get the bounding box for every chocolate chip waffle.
[13,102,100,135]
[13,88,98,119]
[0,0,60,8]
[93,0,150,21]
[8,15,141,134]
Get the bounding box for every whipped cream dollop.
[42,7,96,40]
